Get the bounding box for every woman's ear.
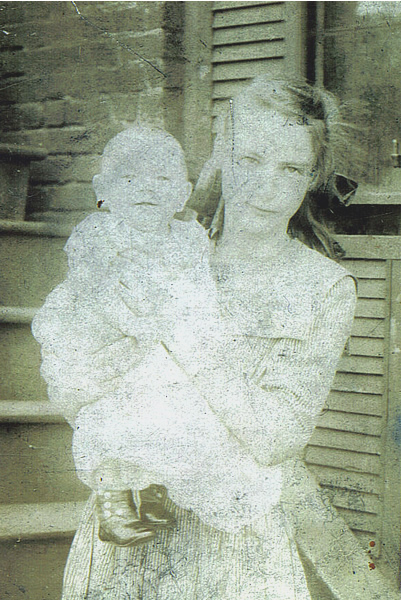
[308,168,320,192]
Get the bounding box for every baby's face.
[95,136,191,231]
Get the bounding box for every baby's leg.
[74,456,176,547]
[95,485,176,547]
[96,489,155,547]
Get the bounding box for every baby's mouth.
[134,201,158,206]
[245,201,277,213]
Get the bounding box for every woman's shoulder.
[290,239,353,292]
[261,240,355,339]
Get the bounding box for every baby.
[33,126,282,548]
[32,125,217,547]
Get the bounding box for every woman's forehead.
[232,104,315,163]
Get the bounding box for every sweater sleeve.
[255,275,356,460]
[198,275,357,466]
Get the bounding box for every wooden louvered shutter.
[307,235,401,573]
[211,1,306,123]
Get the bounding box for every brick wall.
[0,1,186,224]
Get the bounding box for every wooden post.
[182,1,213,182]
[381,259,401,588]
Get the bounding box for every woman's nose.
[251,167,280,190]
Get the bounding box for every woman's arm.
[189,276,357,467]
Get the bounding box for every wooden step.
[0,501,86,541]
[0,234,67,307]
[0,422,90,504]
[0,401,64,423]
[0,219,72,237]
[0,323,47,401]
[0,537,73,600]
[0,306,39,324]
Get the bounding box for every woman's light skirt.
[61,493,311,600]
[61,460,395,600]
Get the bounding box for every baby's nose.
[134,179,156,192]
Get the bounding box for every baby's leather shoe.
[139,484,177,529]
[96,490,155,547]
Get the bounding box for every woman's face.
[221,102,316,232]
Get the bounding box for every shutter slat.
[317,411,382,436]
[338,355,384,375]
[342,259,386,279]
[305,447,381,475]
[309,429,381,455]
[213,2,282,11]
[325,391,383,417]
[336,508,379,534]
[354,299,387,319]
[212,40,285,63]
[213,21,284,46]
[347,337,384,357]
[325,488,379,515]
[213,79,251,100]
[213,4,285,29]
[307,465,380,495]
[333,373,384,395]
[351,318,385,338]
[213,57,284,81]
[356,279,386,299]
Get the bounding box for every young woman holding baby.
[33,76,397,599]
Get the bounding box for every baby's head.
[93,126,192,230]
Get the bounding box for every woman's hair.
[187,76,359,259]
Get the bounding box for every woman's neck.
[216,214,291,261]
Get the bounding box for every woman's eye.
[156,176,170,182]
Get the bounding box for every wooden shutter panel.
[307,236,401,566]
[212,1,306,123]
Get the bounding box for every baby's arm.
[32,215,162,424]
[72,342,284,532]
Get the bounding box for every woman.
[60,77,395,599]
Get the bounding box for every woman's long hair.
[187,77,359,259]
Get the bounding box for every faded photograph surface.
[0,2,401,600]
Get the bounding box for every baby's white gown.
[32,213,396,600]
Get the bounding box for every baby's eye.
[238,156,260,166]
[156,176,170,182]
